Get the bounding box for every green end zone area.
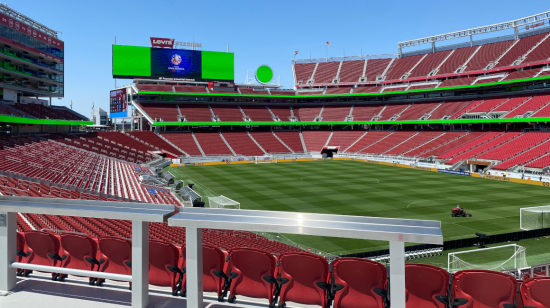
[166,160,550,256]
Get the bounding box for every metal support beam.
[0,212,16,296]
[132,221,149,308]
[390,241,406,308]
[398,10,550,50]
[186,227,203,308]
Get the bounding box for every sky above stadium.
[13,0,550,118]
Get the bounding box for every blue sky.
[12,0,549,117]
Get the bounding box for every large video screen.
[110,88,127,118]
[151,49,202,79]
[112,45,234,81]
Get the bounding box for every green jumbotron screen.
[112,45,234,81]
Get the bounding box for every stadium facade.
[0,4,89,135]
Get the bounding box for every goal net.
[448,244,527,273]
[520,205,550,230]
[208,195,240,209]
[254,156,277,164]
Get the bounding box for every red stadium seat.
[97,236,132,287]
[331,258,387,308]
[22,230,63,280]
[180,245,231,300]
[97,237,183,292]
[405,263,450,308]
[520,277,550,308]
[148,240,183,295]
[277,252,329,308]
[225,248,278,306]
[58,233,100,283]
[16,232,29,276]
[451,270,517,308]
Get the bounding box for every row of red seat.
[9,103,86,120]
[15,231,550,308]
[294,32,550,86]
[0,137,180,205]
[46,128,550,170]
[136,92,550,123]
[48,133,156,164]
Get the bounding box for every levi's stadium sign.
[150,37,202,48]
[150,37,175,48]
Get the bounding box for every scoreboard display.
[112,45,234,81]
[110,88,127,118]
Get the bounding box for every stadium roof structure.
[0,3,59,38]
[398,10,550,54]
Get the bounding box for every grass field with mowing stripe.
[167,160,550,255]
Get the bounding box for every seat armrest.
[85,257,101,266]
[435,295,449,305]
[315,282,330,290]
[17,251,28,258]
[452,297,469,307]
[213,270,227,279]
[167,265,183,275]
[277,278,290,286]
[374,289,387,298]
[263,276,277,284]
[48,253,63,262]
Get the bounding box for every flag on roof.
[295,51,299,55]
[326,41,331,46]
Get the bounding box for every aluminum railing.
[169,207,443,308]
[2,197,444,308]
[0,196,176,308]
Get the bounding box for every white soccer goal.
[208,195,240,209]
[520,205,550,230]
[448,244,527,273]
[254,156,277,164]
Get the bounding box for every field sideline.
[166,160,550,255]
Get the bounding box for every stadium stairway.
[405,131,469,157]
[126,131,185,157]
[161,132,203,156]
[493,138,550,170]
[250,131,292,154]
[444,132,522,165]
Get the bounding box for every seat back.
[60,234,98,271]
[452,270,517,308]
[278,252,329,307]
[405,263,449,308]
[332,258,387,308]
[98,236,132,275]
[229,248,277,301]
[149,240,180,290]
[16,232,26,262]
[181,245,228,296]
[24,230,62,267]
[520,277,550,308]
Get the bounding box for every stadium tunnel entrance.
[466,160,492,173]
[321,146,340,158]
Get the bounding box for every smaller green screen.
[202,51,234,81]
[256,65,273,84]
[112,45,151,77]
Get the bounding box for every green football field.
[166,160,550,256]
